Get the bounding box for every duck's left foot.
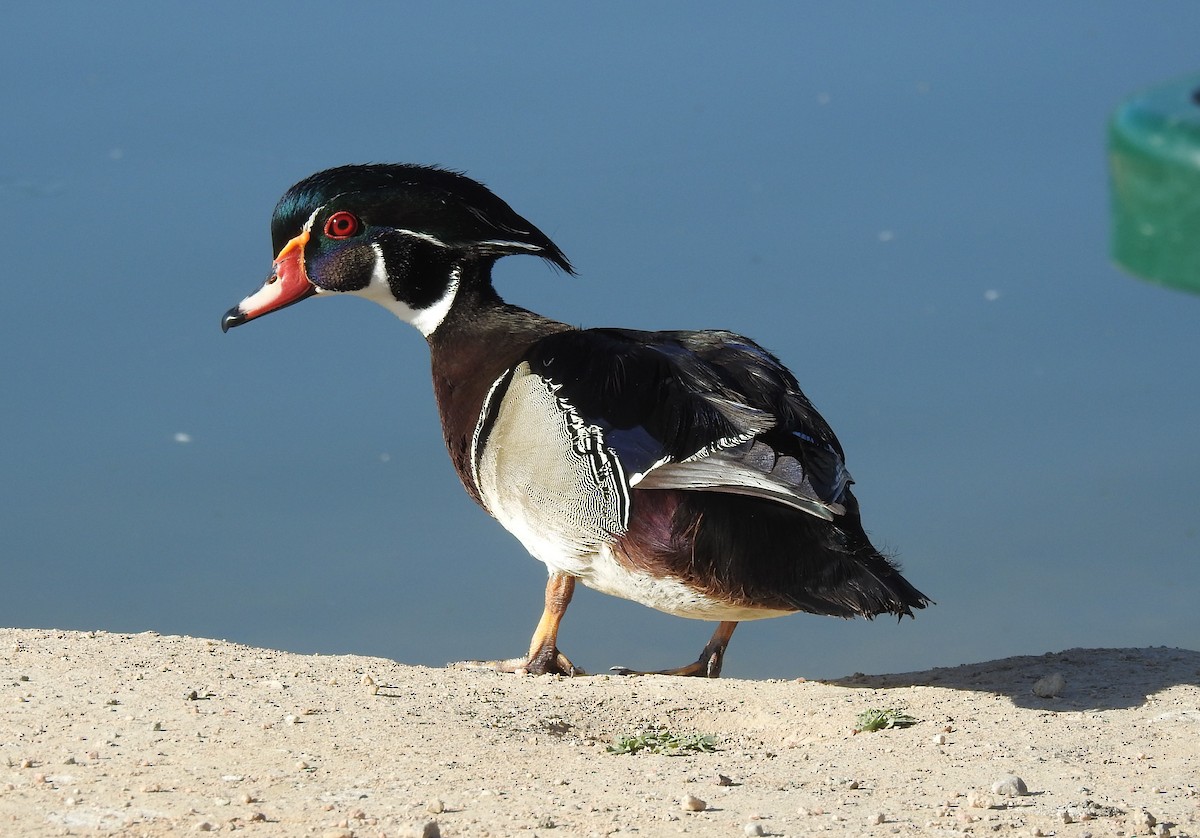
[610,620,737,678]
[609,651,723,678]
[453,648,585,676]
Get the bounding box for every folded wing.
[512,328,853,522]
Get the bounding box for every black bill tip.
[221,307,246,333]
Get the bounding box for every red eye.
[323,211,361,239]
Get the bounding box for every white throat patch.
[359,244,460,337]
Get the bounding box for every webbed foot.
[610,620,737,679]
[453,648,584,676]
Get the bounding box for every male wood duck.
[223,164,931,677]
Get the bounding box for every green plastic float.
[1109,74,1200,295]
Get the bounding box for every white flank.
[578,545,793,621]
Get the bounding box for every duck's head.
[222,164,573,336]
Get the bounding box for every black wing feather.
[524,327,849,509]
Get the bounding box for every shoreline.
[2,629,1197,837]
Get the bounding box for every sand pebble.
[966,791,991,809]
[743,823,765,836]
[681,794,707,812]
[869,812,885,825]
[714,773,734,786]
[991,774,1029,797]
[1033,672,1066,698]
[1129,809,1157,833]
[397,822,440,838]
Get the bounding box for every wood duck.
[222,164,931,677]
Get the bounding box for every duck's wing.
[478,327,852,525]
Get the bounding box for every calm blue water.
[2,5,1197,679]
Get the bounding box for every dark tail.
[686,489,933,619]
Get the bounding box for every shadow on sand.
[825,647,1200,711]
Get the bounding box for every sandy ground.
[1,630,1196,838]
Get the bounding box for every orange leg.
[454,572,584,676]
[611,620,738,678]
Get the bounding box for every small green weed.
[854,708,918,733]
[606,729,719,755]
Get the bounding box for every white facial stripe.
[394,229,449,248]
[358,244,459,337]
[480,239,543,253]
[302,205,324,234]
